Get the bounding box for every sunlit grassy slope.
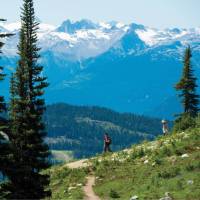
[91,128,200,200]
[47,126,200,200]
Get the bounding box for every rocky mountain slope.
[1,19,200,118]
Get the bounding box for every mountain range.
[0,19,200,119]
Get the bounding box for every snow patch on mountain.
[99,22,111,29]
[1,22,21,32]
[1,19,200,61]
[38,23,56,32]
[1,20,129,60]
[135,27,200,47]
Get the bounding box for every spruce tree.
[0,18,9,174]
[175,46,199,117]
[0,18,7,119]
[0,18,7,180]
[174,46,199,131]
[5,0,51,198]
[0,18,12,198]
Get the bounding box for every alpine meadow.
[0,0,199,200]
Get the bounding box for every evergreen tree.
[0,18,9,172]
[4,0,51,198]
[0,18,12,198]
[175,46,199,117]
[174,46,199,131]
[0,18,8,118]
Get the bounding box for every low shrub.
[130,147,145,160]
[137,147,145,158]
[160,146,172,157]
[158,167,181,179]
[185,163,195,171]
[109,189,120,198]
[155,158,162,165]
[173,113,196,132]
[174,147,186,156]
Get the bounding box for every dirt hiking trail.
[83,176,101,200]
[66,159,101,200]
[66,159,89,169]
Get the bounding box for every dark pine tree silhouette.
[175,46,199,118]
[4,0,51,199]
[0,18,7,132]
[0,18,11,118]
[0,18,13,198]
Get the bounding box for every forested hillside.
[44,103,165,158]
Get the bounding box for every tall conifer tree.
[5,0,51,198]
[175,46,199,118]
[0,18,12,198]
[0,18,7,181]
[0,18,7,120]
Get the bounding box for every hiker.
[103,133,112,153]
[161,120,169,135]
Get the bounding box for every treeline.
[46,104,163,135]
[44,103,163,158]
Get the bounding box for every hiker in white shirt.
[161,120,169,135]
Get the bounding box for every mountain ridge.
[44,103,163,158]
[1,19,200,59]
[1,19,200,119]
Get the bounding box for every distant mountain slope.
[44,103,164,158]
[1,19,200,118]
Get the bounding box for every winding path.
[83,176,101,200]
[66,159,101,200]
[66,159,88,169]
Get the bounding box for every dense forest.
[44,103,165,158]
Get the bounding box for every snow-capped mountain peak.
[1,19,200,118]
[1,19,200,61]
[135,26,200,47]
[1,19,130,60]
[56,19,97,34]
[0,21,21,32]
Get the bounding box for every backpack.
[107,136,112,144]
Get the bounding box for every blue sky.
[1,0,199,28]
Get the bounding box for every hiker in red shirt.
[103,133,112,153]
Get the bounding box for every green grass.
[46,127,200,200]
[46,165,89,200]
[91,128,200,200]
